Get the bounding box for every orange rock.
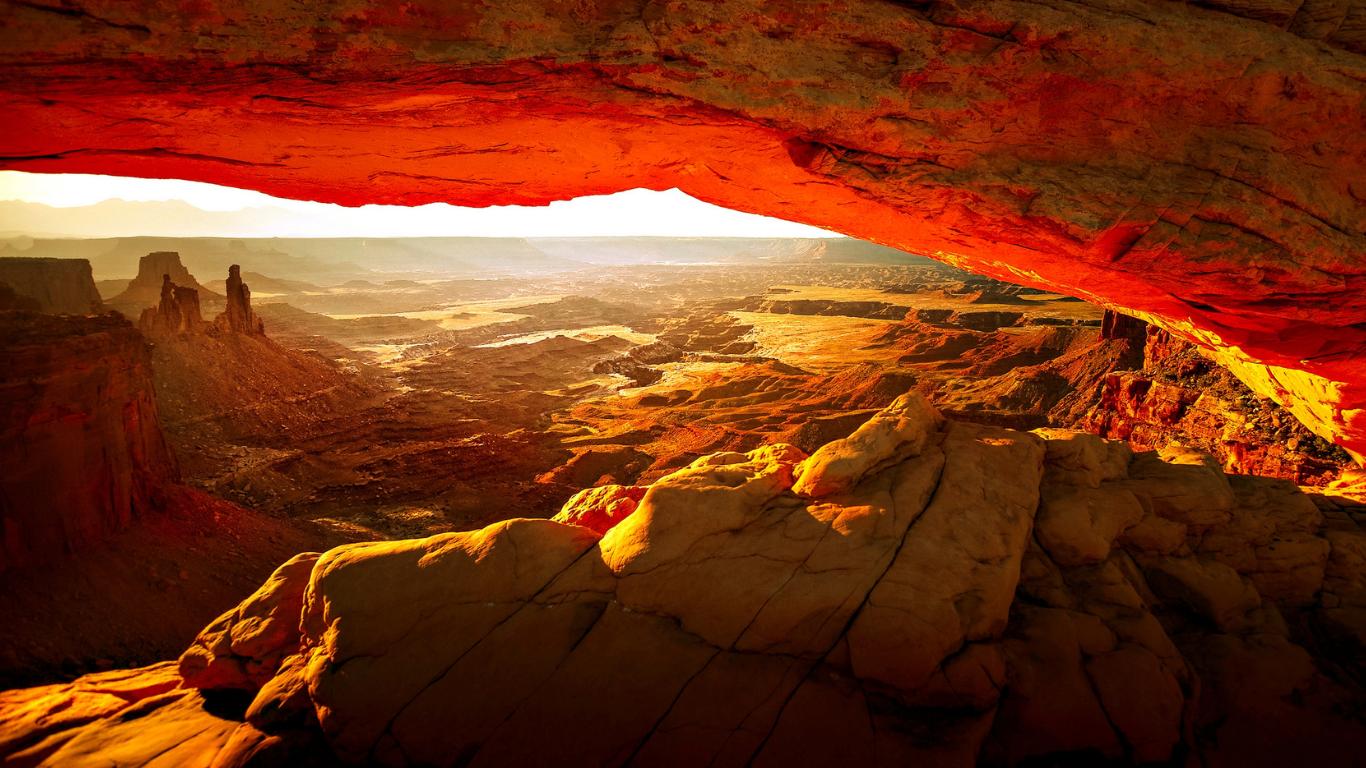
[846,421,1044,699]
[792,390,943,498]
[4,405,1365,766]
[179,551,321,690]
[3,0,1363,463]
[551,484,647,535]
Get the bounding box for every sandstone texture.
[1083,325,1351,483]
[4,395,1364,766]
[0,312,178,570]
[0,258,102,315]
[1,0,1362,461]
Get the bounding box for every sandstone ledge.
[2,394,1363,766]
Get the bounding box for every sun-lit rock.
[179,551,321,690]
[792,390,943,498]
[4,403,1364,766]
[2,0,1363,462]
[1035,484,1144,567]
[551,484,647,535]
[845,420,1044,699]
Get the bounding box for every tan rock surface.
[179,552,321,690]
[4,401,1364,766]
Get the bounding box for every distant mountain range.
[0,234,936,284]
[0,199,327,239]
[0,201,936,283]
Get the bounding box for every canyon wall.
[0,258,102,315]
[109,251,219,317]
[0,312,178,570]
[0,0,1362,460]
[4,395,1363,765]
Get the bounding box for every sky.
[0,171,839,239]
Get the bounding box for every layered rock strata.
[0,312,178,570]
[109,252,218,316]
[1084,326,1351,483]
[1,0,1362,461]
[4,394,1363,765]
[0,258,102,315]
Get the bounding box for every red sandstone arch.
[2,0,1363,460]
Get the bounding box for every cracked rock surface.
[2,394,1364,766]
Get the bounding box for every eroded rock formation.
[108,252,217,316]
[137,264,265,337]
[0,312,178,570]
[0,258,102,315]
[4,395,1363,765]
[1,0,1362,460]
[0,282,40,313]
[1083,325,1351,483]
[137,274,205,335]
[215,265,264,335]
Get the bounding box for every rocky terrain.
[1081,327,1351,485]
[0,312,175,571]
[109,251,221,318]
[3,395,1363,766]
[3,0,1364,760]
[3,0,1362,466]
[0,261,360,686]
[85,255,1345,545]
[1,248,1360,763]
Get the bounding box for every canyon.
[2,393,1364,766]
[0,242,1358,714]
[0,0,1363,762]
[1,0,1362,465]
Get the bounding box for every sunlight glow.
[0,171,840,239]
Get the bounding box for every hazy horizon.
[0,172,842,239]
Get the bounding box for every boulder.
[792,391,943,498]
[551,484,647,535]
[179,552,321,690]
[1035,485,1145,567]
[4,404,1364,767]
[1125,445,1236,527]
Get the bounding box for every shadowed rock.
[0,258,102,315]
[215,264,264,335]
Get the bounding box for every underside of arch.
[1,0,1363,460]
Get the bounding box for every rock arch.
[2,0,1363,458]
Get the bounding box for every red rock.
[551,484,647,534]
[0,312,178,570]
[109,251,218,316]
[213,264,264,335]
[138,274,206,335]
[3,401,1365,765]
[0,257,102,315]
[0,0,1361,460]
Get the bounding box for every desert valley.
[2,0,1365,764]
[2,233,1365,766]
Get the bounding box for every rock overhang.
[2,0,1363,459]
